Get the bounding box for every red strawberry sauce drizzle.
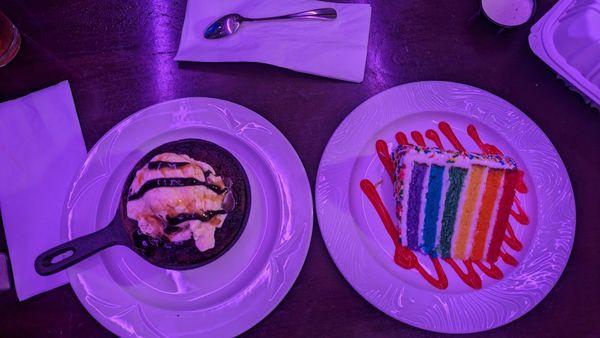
[360,179,449,289]
[395,132,409,146]
[439,121,466,152]
[511,197,529,225]
[376,140,395,179]
[425,129,444,149]
[410,131,427,147]
[361,121,529,289]
[504,223,523,251]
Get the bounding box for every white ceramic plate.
[64,98,312,337]
[316,81,575,333]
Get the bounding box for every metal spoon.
[204,8,337,39]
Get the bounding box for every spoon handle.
[247,8,337,22]
[34,218,126,276]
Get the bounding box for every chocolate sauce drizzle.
[163,210,227,235]
[130,161,229,235]
[167,210,227,225]
[128,177,227,201]
[147,161,190,170]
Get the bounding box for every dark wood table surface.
[1,0,599,337]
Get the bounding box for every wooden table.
[1,0,598,336]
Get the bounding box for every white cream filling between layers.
[398,147,516,170]
[464,168,490,259]
[448,166,471,258]
[417,164,431,251]
[398,160,413,247]
[434,167,450,255]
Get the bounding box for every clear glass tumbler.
[0,11,21,67]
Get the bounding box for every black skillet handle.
[34,219,127,276]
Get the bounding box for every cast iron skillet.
[34,139,251,276]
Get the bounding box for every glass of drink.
[0,11,21,67]
[481,0,536,28]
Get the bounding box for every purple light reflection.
[148,0,179,102]
[362,3,399,93]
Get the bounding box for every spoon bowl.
[204,14,243,39]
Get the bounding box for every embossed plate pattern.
[316,81,575,333]
[64,98,312,337]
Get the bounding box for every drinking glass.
[0,11,21,67]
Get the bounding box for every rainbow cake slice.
[391,145,519,262]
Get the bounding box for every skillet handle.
[34,220,126,276]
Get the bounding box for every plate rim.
[64,97,313,337]
[315,80,576,333]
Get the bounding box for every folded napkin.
[175,0,372,82]
[0,254,9,291]
[0,81,86,300]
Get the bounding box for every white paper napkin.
[0,81,86,300]
[175,0,372,82]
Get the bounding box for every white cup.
[481,0,536,28]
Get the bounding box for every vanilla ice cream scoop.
[126,152,233,252]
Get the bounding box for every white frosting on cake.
[398,146,517,170]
